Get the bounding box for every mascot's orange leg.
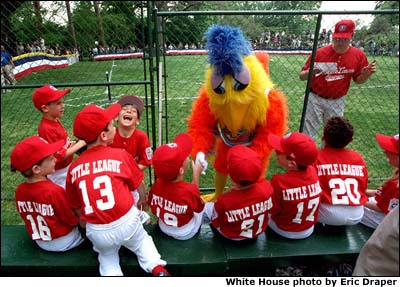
[201,172,227,202]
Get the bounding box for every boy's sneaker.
[152,265,170,276]
[139,210,151,225]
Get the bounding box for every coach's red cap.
[10,136,64,172]
[227,145,262,185]
[32,84,71,110]
[118,95,145,118]
[376,133,399,155]
[268,132,318,167]
[153,133,192,180]
[332,20,355,39]
[73,103,121,143]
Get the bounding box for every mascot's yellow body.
[187,25,288,202]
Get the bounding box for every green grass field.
[1,53,399,225]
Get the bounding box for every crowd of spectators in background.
[15,38,77,56]
[10,31,400,61]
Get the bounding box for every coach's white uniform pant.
[303,92,345,141]
[86,205,166,276]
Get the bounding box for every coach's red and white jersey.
[148,179,204,227]
[375,178,399,214]
[15,181,79,241]
[315,148,368,206]
[111,129,152,167]
[212,179,273,239]
[270,166,321,232]
[38,118,72,170]
[66,145,143,224]
[301,45,368,99]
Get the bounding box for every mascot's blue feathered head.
[205,25,251,77]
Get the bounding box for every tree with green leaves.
[353,1,399,55]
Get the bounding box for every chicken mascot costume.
[188,25,288,202]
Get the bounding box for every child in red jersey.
[149,133,205,240]
[11,136,85,252]
[204,145,274,241]
[111,95,152,224]
[111,95,152,171]
[33,85,86,188]
[267,132,321,239]
[361,133,399,229]
[65,103,168,276]
[315,117,369,227]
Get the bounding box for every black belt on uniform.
[310,88,334,100]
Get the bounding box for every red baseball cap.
[332,20,355,39]
[32,84,71,110]
[10,136,64,172]
[375,133,399,155]
[152,133,193,180]
[227,145,262,184]
[73,103,121,143]
[118,95,145,118]
[268,132,318,167]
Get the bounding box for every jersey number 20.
[329,178,361,205]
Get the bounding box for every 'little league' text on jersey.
[69,159,123,183]
[317,163,365,177]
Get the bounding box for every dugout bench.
[1,223,373,276]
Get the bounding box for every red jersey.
[148,179,204,227]
[270,166,321,232]
[301,45,368,99]
[375,178,399,214]
[111,129,152,167]
[65,145,143,224]
[15,180,79,241]
[316,148,368,206]
[38,118,72,170]
[212,179,273,239]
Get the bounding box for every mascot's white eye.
[232,78,247,91]
[232,66,250,91]
[211,70,225,94]
[214,81,226,94]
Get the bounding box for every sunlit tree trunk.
[65,1,77,50]
[33,1,44,35]
[94,1,106,47]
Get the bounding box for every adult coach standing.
[299,20,376,140]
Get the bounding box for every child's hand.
[76,139,87,147]
[192,160,204,176]
[137,199,149,212]
[195,152,208,175]
[191,160,204,186]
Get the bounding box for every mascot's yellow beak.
[223,97,250,136]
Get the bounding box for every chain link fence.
[1,1,399,224]
[1,1,156,224]
[155,9,399,190]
